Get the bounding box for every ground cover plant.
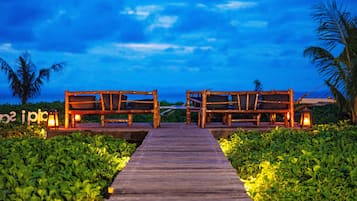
[219,122,357,200]
[0,132,136,201]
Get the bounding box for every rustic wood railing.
[186,89,294,128]
[64,90,160,128]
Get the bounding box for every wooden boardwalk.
[107,126,251,201]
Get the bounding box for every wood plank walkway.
[107,126,251,201]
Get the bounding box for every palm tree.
[253,79,263,92]
[304,0,357,124]
[0,52,65,105]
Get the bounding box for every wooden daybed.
[186,89,295,128]
[64,90,160,128]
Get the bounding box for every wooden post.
[100,93,105,127]
[128,114,133,127]
[186,90,191,124]
[227,114,232,126]
[200,90,207,128]
[153,89,160,128]
[101,115,105,127]
[289,89,295,127]
[64,90,69,128]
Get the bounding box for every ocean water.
[0,90,332,105]
[0,90,186,104]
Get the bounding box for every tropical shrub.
[0,124,47,138]
[0,132,136,201]
[219,123,357,200]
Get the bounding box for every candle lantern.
[74,114,81,122]
[300,107,312,128]
[47,109,59,128]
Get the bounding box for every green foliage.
[311,104,341,124]
[0,133,136,201]
[219,123,357,200]
[0,124,47,138]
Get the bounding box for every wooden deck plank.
[107,127,251,201]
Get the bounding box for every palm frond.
[348,57,357,98]
[1,57,22,94]
[304,47,340,77]
[50,62,65,72]
[326,80,349,113]
[1,52,65,104]
[312,0,352,50]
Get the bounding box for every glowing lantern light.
[47,110,59,128]
[270,113,276,124]
[300,107,312,128]
[108,187,114,194]
[74,114,81,122]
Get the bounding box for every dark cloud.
[1,0,147,52]
[173,6,231,33]
[0,0,49,43]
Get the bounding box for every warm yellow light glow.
[74,114,81,122]
[303,117,310,126]
[300,107,312,128]
[270,113,276,124]
[287,112,290,120]
[108,187,114,194]
[47,118,56,127]
[47,110,59,128]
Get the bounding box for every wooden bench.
[64,90,160,128]
[186,89,294,128]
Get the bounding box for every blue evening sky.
[1,0,356,103]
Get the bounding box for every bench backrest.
[259,92,291,110]
[127,99,154,110]
[232,93,259,110]
[101,93,127,111]
[206,95,229,110]
[68,95,97,110]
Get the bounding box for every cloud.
[0,0,50,43]
[216,1,258,10]
[1,0,148,53]
[4,0,357,102]
[122,5,164,20]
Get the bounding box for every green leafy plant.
[0,124,47,138]
[219,124,357,200]
[0,132,136,201]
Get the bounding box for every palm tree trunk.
[353,96,357,124]
[21,97,27,105]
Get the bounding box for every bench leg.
[222,113,227,125]
[128,114,133,127]
[227,114,232,126]
[186,109,191,124]
[256,114,261,126]
[101,115,105,127]
[71,115,76,128]
[200,112,206,128]
[284,113,289,127]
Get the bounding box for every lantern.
[47,109,59,128]
[270,113,276,124]
[74,114,81,122]
[300,107,312,128]
[286,112,291,120]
